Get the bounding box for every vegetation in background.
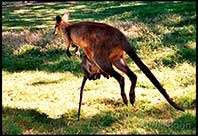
[2,1,196,135]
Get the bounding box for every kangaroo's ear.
[62,11,69,22]
[56,15,62,24]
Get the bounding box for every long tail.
[122,42,184,111]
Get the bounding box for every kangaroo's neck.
[61,21,71,27]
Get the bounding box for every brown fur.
[54,13,184,120]
[80,55,109,80]
[78,55,109,120]
[55,15,80,58]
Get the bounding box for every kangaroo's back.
[68,22,126,47]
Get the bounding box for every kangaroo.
[78,55,110,120]
[80,55,109,80]
[54,13,184,119]
[54,11,81,58]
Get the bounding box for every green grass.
[2,1,196,135]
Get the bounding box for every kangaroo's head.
[54,12,70,36]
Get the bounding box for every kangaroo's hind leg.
[113,57,137,105]
[78,76,87,120]
[93,56,128,105]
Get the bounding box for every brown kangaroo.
[79,55,109,120]
[80,55,109,80]
[55,12,81,58]
[54,13,184,119]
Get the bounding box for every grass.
[2,1,196,135]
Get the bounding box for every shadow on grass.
[2,30,83,76]
[2,47,82,76]
[31,78,66,86]
[2,107,120,135]
[2,2,73,31]
[3,100,196,135]
[2,1,196,70]
[2,2,195,31]
[141,112,196,134]
[160,29,196,67]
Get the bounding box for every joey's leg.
[78,76,87,120]
[113,57,137,105]
[93,57,128,105]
